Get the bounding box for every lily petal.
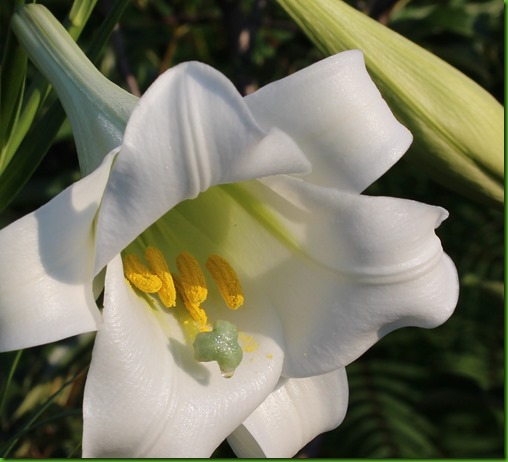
[227,368,348,457]
[253,176,458,377]
[245,50,412,193]
[94,62,310,274]
[0,152,116,351]
[83,255,285,458]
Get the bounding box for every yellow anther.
[145,247,176,308]
[123,254,162,293]
[173,273,208,330]
[176,252,208,305]
[206,255,244,310]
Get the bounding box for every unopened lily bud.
[278,0,504,207]
[12,4,138,176]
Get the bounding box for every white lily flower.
[0,42,458,457]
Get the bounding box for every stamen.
[176,252,208,305]
[206,255,244,310]
[173,273,208,329]
[145,247,176,308]
[123,254,162,293]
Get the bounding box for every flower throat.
[122,247,244,377]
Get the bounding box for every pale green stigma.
[193,320,243,378]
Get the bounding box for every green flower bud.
[278,0,503,207]
[193,320,243,378]
[11,4,138,176]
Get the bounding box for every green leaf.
[0,0,131,210]
[0,100,65,212]
[1,368,86,458]
[0,350,23,421]
[0,33,27,168]
[1,0,98,173]
[66,0,97,40]
[1,75,53,173]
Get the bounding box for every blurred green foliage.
[0,0,504,458]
